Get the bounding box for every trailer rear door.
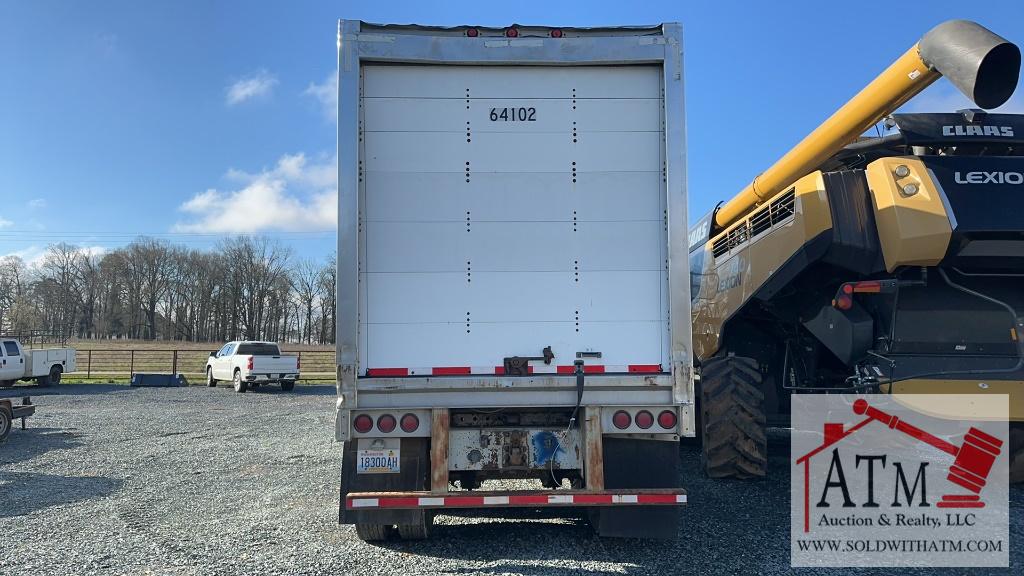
[360,64,667,375]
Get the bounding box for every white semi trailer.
[335,21,694,540]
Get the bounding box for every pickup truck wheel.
[38,365,62,387]
[0,406,12,442]
[233,370,247,393]
[355,523,393,541]
[206,368,217,387]
[281,380,295,392]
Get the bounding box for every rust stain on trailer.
[584,406,605,490]
[430,408,449,492]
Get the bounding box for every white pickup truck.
[0,338,76,387]
[205,341,299,393]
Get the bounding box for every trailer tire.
[206,368,217,387]
[397,511,432,540]
[280,380,295,392]
[0,406,12,442]
[37,365,62,387]
[355,523,393,541]
[1010,424,1024,484]
[700,354,767,479]
[233,370,247,393]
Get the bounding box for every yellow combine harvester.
[688,20,1023,481]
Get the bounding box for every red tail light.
[658,410,678,429]
[550,29,563,38]
[833,294,853,310]
[635,410,654,429]
[247,356,253,371]
[377,414,397,433]
[505,27,518,38]
[466,27,479,37]
[612,410,631,430]
[400,413,419,433]
[353,414,373,433]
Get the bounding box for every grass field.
[55,339,335,383]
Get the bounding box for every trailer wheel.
[355,523,393,541]
[700,354,767,479]
[38,365,62,387]
[1010,424,1024,484]
[397,511,432,540]
[280,380,295,392]
[206,368,217,387]
[233,370,247,393]
[0,406,12,442]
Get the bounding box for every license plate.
[357,449,400,474]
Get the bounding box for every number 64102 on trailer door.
[335,21,694,541]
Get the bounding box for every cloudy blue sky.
[1,0,1022,264]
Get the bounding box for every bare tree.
[317,251,336,344]
[291,259,322,344]
[5,235,333,345]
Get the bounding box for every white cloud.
[0,245,105,268]
[901,82,1024,114]
[174,153,337,234]
[79,246,108,259]
[226,69,278,106]
[1,245,45,266]
[27,198,46,210]
[0,217,12,229]
[304,70,337,122]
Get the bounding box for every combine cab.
[689,20,1024,481]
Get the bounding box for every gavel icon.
[852,399,1003,495]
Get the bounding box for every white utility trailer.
[336,21,693,540]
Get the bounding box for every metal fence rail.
[67,349,336,381]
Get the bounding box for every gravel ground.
[0,383,1020,576]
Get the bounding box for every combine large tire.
[700,354,767,479]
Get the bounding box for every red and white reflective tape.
[365,365,664,377]
[346,491,686,510]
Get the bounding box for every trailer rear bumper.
[345,488,686,511]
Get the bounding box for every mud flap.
[594,437,681,539]
[340,437,429,526]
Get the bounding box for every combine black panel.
[924,156,1024,270]
[821,170,884,274]
[891,113,1024,147]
